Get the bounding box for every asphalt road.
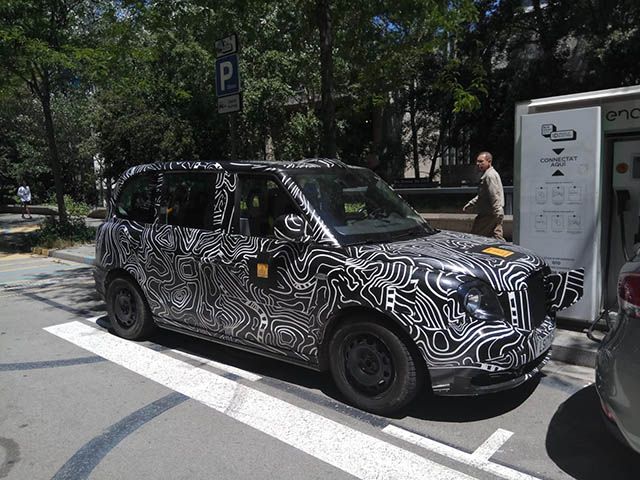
[1,254,639,480]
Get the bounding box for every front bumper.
[428,314,555,396]
[430,349,551,396]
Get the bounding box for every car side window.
[115,174,158,224]
[232,174,298,237]
[162,172,216,230]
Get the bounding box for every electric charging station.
[514,85,640,325]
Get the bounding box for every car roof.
[121,158,357,178]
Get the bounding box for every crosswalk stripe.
[170,349,262,381]
[45,320,476,480]
[383,425,540,480]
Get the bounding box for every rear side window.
[162,172,216,230]
[115,174,158,224]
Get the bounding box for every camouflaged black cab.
[94,159,584,414]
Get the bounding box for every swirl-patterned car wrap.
[94,159,584,395]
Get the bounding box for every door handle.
[198,255,225,265]
[198,255,242,273]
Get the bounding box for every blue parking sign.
[215,54,240,97]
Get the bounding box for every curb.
[0,205,58,215]
[551,345,596,368]
[32,247,95,266]
[550,329,598,368]
[0,225,41,235]
[49,250,96,266]
[31,247,51,257]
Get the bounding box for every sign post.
[215,34,241,160]
[215,34,242,115]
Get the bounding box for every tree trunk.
[410,82,420,178]
[40,75,68,224]
[428,118,447,181]
[317,0,336,158]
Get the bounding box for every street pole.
[229,113,238,161]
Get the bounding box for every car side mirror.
[274,214,311,242]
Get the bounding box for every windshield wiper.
[347,238,384,246]
[390,228,436,241]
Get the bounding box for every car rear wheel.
[329,320,422,415]
[106,276,156,340]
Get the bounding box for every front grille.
[526,270,548,328]
[497,268,552,330]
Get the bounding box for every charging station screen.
[519,107,602,322]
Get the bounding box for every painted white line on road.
[83,316,262,381]
[170,349,262,382]
[472,428,513,461]
[383,425,541,480]
[0,264,79,274]
[44,321,476,480]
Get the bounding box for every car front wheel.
[329,320,423,415]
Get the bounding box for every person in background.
[17,180,32,219]
[462,151,505,240]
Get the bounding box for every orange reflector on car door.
[257,263,269,278]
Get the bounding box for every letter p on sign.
[215,54,240,97]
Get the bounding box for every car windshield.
[289,167,436,245]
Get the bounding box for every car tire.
[329,319,423,415]
[106,276,156,340]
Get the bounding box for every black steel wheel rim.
[114,287,137,329]
[343,333,395,396]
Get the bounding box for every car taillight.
[600,398,617,423]
[618,273,640,317]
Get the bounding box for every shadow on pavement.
[0,231,36,253]
[546,385,640,479]
[5,267,106,317]
[403,377,539,421]
[95,320,537,422]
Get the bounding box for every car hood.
[349,230,547,292]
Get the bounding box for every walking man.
[17,180,32,219]
[463,151,504,240]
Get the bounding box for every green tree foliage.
[0,0,112,222]
[453,0,640,181]
[2,0,640,211]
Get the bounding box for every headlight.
[457,279,504,321]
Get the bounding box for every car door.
[106,171,162,305]
[214,172,324,358]
[150,170,224,333]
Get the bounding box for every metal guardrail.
[393,186,514,215]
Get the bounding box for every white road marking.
[383,425,541,480]
[45,321,476,480]
[170,349,262,382]
[84,316,262,382]
[0,259,57,268]
[472,429,513,461]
